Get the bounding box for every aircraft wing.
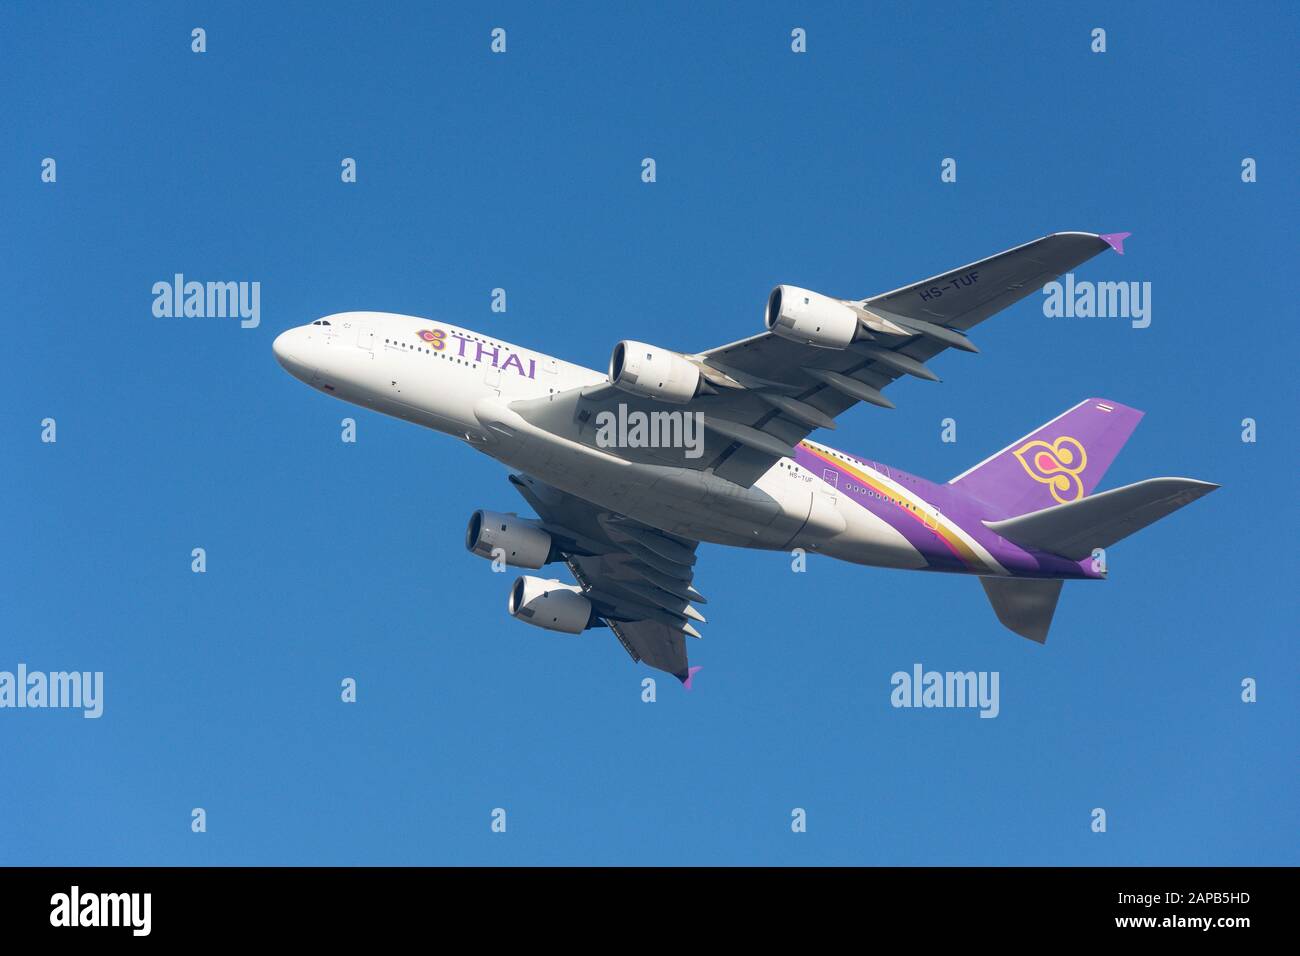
[511,232,1124,487]
[508,473,706,684]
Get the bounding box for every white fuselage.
[273,312,942,571]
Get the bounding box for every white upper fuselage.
[272,311,971,572]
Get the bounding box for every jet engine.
[508,576,594,634]
[765,285,861,349]
[465,510,553,569]
[608,341,704,404]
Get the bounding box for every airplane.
[273,231,1217,686]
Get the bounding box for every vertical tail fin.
[949,398,1144,519]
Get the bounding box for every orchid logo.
[416,328,447,350]
[1012,436,1088,504]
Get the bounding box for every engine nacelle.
[608,341,702,404]
[508,576,593,634]
[465,510,553,569]
[765,285,861,349]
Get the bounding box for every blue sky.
[2,1,1295,865]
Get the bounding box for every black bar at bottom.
[0,866,1281,940]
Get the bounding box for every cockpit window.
[311,320,332,326]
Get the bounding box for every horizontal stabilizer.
[985,477,1219,560]
[980,577,1063,643]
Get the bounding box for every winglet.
[681,666,703,691]
[1099,231,1131,255]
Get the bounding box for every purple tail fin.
[949,398,1144,519]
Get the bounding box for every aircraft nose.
[272,327,315,382]
[272,330,293,367]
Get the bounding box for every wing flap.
[607,619,691,681]
[509,473,706,683]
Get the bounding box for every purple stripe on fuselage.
[794,444,969,573]
[794,444,1100,580]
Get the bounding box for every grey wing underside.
[508,473,705,683]
[510,232,1118,489]
[697,232,1117,485]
